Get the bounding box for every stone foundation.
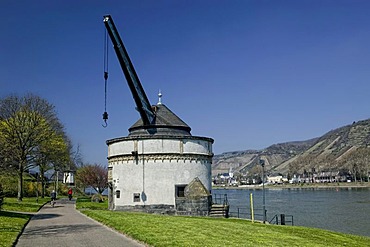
[114,204,177,215]
[175,196,212,216]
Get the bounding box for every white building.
[107,100,214,215]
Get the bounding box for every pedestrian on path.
[68,188,73,200]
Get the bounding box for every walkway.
[16,198,145,247]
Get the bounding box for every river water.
[213,187,370,237]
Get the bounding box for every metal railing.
[212,194,229,206]
[269,214,294,225]
[229,207,294,226]
[229,207,265,222]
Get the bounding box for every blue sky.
[1,1,370,166]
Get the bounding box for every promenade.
[15,198,145,247]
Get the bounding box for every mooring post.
[250,193,254,223]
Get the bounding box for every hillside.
[212,119,370,176]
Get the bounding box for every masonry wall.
[108,136,213,209]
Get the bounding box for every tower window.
[133,193,140,202]
[175,185,187,198]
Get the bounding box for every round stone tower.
[107,99,214,215]
[103,15,213,215]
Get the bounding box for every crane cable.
[102,28,109,128]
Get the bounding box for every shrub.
[0,174,17,197]
[91,194,104,203]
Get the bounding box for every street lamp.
[259,159,266,223]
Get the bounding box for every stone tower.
[104,15,213,215]
[107,94,214,215]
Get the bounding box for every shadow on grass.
[0,211,33,219]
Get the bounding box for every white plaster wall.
[109,140,135,156]
[109,138,212,156]
[112,159,211,206]
[109,137,213,208]
[183,139,211,154]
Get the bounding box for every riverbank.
[213,186,370,237]
[81,210,370,246]
[213,181,370,190]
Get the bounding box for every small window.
[175,185,187,198]
[116,190,120,198]
[133,193,140,202]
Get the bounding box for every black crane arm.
[103,15,155,125]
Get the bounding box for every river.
[213,187,370,237]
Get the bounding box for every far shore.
[213,182,370,190]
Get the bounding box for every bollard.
[280,214,286,225]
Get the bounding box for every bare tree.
[76,164,108,194]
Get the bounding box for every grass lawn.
[0,197,48,247]
[76,196,108,210]
[0,211,32,247]
[80,209,370,247]
[2,197,50,212]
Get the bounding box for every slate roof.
[128,104,192,137]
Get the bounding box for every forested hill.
[212,119,370,176]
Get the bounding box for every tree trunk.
[17,164,23,201]
[40,167,45,198]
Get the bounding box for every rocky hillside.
[212,119,370,176]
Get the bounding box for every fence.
[269,214,294,225]
[228,207,294,226]
[212,193,228,206]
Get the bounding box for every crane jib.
[103,15,155,126]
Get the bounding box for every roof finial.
[157,90,162,105]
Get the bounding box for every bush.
[0,174,17,197]
[91,194,104,203]
[23,181,43,197]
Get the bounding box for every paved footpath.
[16,198,145,247]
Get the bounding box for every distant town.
[212,168,370,187]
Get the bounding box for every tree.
[35,131,71,197]
[76,164,108,194]
[0,94,69,201]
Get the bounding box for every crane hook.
[102,28,109,128]
[102,111,108,128]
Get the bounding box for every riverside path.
[16,198,145,247]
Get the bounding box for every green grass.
[2,197,50,212]
[75,196,108,210]
[0,197,47,247]
[80,210,370,247]
[0,211,32,247]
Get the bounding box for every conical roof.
[128,104,192,137]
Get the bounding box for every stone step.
[209,204,229,218]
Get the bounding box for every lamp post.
[259,159,266,223]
